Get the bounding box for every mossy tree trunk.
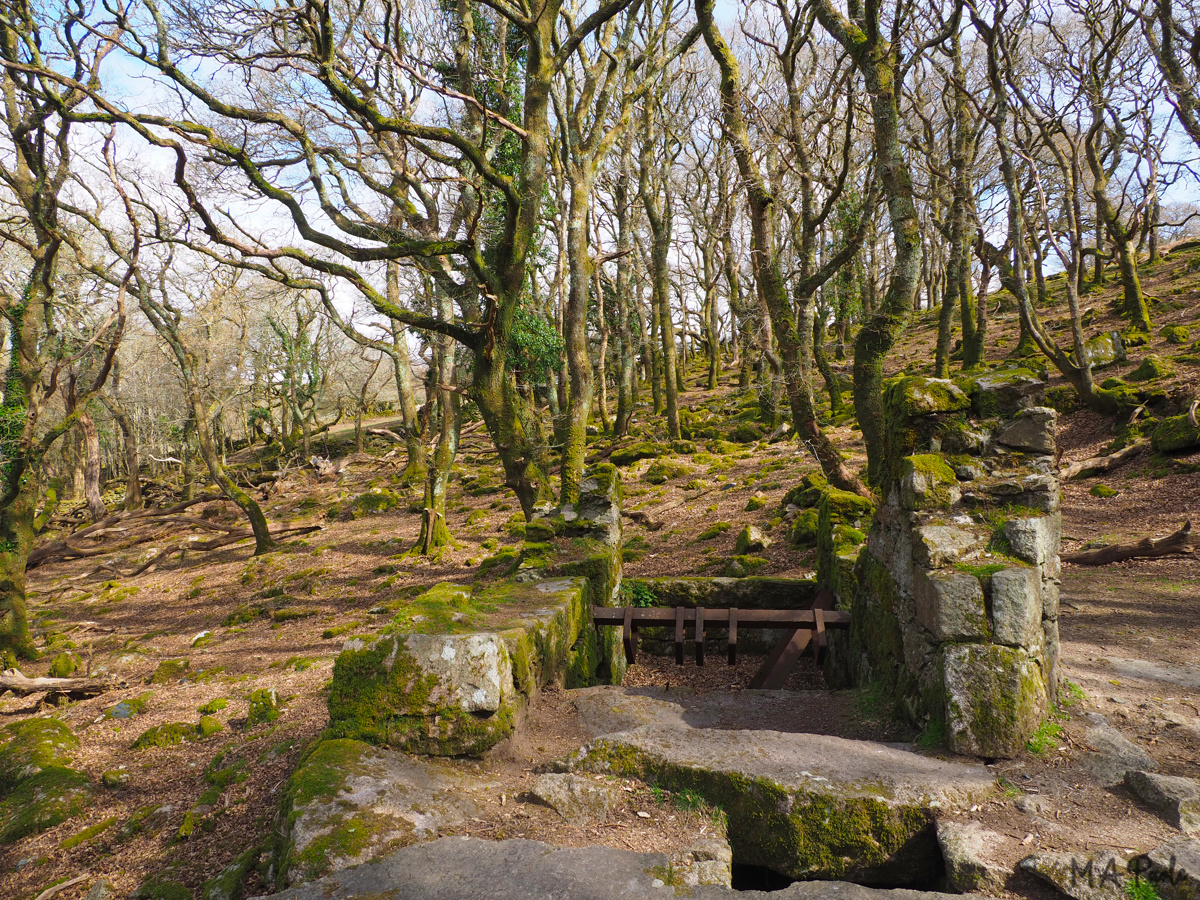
[945,33,983,373]
[698,0,869,495]
[613,133,638,438]
[561,176,596,504]
[638,98,681,440]
[811,0,925,487]
[77,408,107,523]
[100,385,142,511]
[972,5,1124,418]
[418,288,459,555]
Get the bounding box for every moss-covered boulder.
[967,368,1046,418]
[340,488,404,520]
[1082,330,1126,368]
[727,422,765,444]
[1152,414,1200,453]
[642,460,691,485]
[781,473,829,510]
[816,489,874,597]
[327,578,589,756]
[149,658,190,684]
[609,442,663,467]
[1161,324,1191,344]
[248,689,281,726]
[1128,354,1175,382]
[943,643,1048,758]
[724,555,769,577]
[734,525,770,555]
[898,454,961,511]
[788,507,820,548]
[48,651,81,678]
[273,738,492,888]
[0,718,90,844]
[132,722,198,750]
[568,724,994,884]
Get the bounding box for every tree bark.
[77,409,108,523]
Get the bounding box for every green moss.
[725,555,769,577]
[0,718,79,791]
[200,845,260,900]
[248,689,280,726]
[197,716,224,738]
[221,604,260,626]
[198,698,228,716]
[48,651,81,678]
[1152,414,1200,453]
[643,460,691,484]
[60,815,117,848]
[134,876,193,900]
[1160,324,1190,344]
[781,474,829,509]
[697,522,731,541]
[727,422,765,443]
[344,488,404,519]
[610,442,663,466]
[1128,354,1175,382]
[1025,719,1063,757]
[102,769,130,789]
[744,494,767,511]
[0,765,91,843]
[132,722,197,750]
[149,659,190,684]
[1089,484,1120,498]
[788,508,820,548]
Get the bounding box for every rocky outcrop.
[829,374,1061,758]
[1125,771,1200,834]
[0,717,91,844]
[936,820,1011,893]
[273,738,496,887]
[327,577,589,756]
[256,836,1001,900]
[564,724,995,885]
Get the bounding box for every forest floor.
[5,243,1200,900]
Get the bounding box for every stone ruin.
[825,369,1062,758]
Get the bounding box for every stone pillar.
[848,371,1061,758]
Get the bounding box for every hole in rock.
[731,864,796,892]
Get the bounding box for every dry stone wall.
[827,371,1062,758]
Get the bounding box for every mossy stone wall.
[838,374,1061,758]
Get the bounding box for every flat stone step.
[254,835,997,900]
[562,723,995,885]
[572,686,889,741]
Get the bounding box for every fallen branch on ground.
[1063,520,1196,566]
[1059,441,1148,480]
[622,509,663,531]
[0,669,120,699]
[28,495,224,568]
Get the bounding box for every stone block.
[944,644,1048,758]
[1125,771,1200,834]
[1004,516,1061,577]
[997,407,1057,455]
[914,570,989,642]
[275,738,495,886]
[912,523,985,569]
[937,819,1011,893]
[970,368,1046,417]
[328,579,588,756]
[898,455,962,511]
[990,567,1042,648]
[568,724,994,885]
[529,774,624,824]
